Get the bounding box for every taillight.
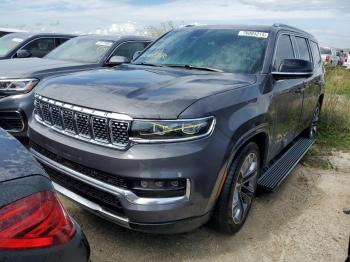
[326,55,330,62]
[0,191,75,250]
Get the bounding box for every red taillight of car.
[0,191,75,250]
[325,55,330,62]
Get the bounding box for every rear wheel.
[211,142,260,234]
[305,102,321,139]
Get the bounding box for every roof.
[4,32,76,39]
[77,34,152,42]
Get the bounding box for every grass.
[317,66,350,150]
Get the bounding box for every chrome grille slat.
[51,105,62,128]
[33,95,130,149]
[76,113,91,138]
[41,102,52,124]
[62,109,75,133]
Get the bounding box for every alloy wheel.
[231,152,258,224]
[310,106,320,138]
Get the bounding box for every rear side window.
[274,34,294,70]
[295,37,311,61]
[22,38,56,58]
[310,41,322,68]
[112,42,150,61]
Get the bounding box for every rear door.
[299,40,324,129]
[270,33,304,155]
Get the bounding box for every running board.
[258,138,315,192]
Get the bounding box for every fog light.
[130,178,187,198]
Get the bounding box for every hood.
[0,129,46,183]
[38,64,256,119]
[0,57,96,79]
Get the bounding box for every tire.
[211,142,260,235]
[305,102,321,139]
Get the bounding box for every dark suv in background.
[0,34,152,136]
[0,32,74,59]
[29,24,324,234]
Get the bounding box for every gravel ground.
[60,154,350,262]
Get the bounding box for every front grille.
[44,165,124,214]
[30,141,129,189]
[34,95,130,149]
[0,111,24,132]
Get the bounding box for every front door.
[269,33,304,157]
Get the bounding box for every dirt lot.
[60,152,350,262]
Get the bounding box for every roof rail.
[272,23,313,37]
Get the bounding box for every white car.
[345,53,350,69]
[320,46,338,66]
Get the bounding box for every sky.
[0,0,349,48]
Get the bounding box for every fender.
[205,122,270,211]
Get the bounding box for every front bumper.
[29,118,230,233]
[0,92,34,136]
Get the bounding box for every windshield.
[45,37,115,63]
[134,29,269,73]
[320,47,332,55]
[0,32,30,57]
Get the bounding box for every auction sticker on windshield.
[238,31,269,39]
[96,41,113,47]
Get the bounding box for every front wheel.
[211,142,260,235]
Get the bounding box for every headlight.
[130,116,215,143]
[0,79,39,94]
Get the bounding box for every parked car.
[344,53,350,69]
[320,46,338,66]
[0,34,152,136]
[29,24,324,234]
[0,128,90,261]
[0,32,75,60]
[0,28,26,38]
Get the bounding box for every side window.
[55,38,70,47]
[274,34,295,70]
[310,41,321,68]
[21,38,55,58]
[112,42,149,61]
[295,37,311,61]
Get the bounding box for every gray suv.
[0,34,151,136]
[29,24,325,234]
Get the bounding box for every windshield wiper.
[164,64,223,72]
[133,62,164,67]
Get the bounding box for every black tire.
[211,142,260,235]
[305,102,321,139]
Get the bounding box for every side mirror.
[16,49,32,58]
[272,59,313,79]
[107,56,130,66]
[132,51,142,61]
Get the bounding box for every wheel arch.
[213,125,270,200]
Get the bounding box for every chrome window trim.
[31,147,191,206]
